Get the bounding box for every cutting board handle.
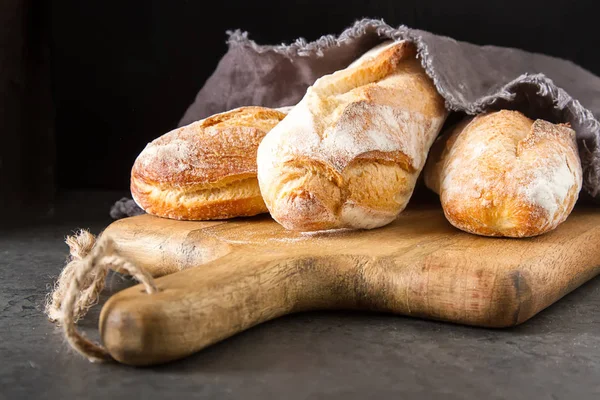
[98,249,394,365]
[99,251,317,365]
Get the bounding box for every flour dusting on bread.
[522,157,575,219]
[137,135,193,174]
[131,106,288,220]
[257,40,447,231]
[424,110,582,237]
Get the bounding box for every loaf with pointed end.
[424,110,582,237]
[256,40,448,231]
[131,106,288,220]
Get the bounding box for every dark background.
[2,0,599,216]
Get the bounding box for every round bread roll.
[131,106,287,220]
[256,40,447,231]
[424,110,583,237]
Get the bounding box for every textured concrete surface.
[2,191,600,400]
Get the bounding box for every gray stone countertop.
[2,191,600,400]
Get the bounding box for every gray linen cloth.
[112,18,600,218]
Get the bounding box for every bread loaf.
[256,40,448,231]
[424,110,582,237]
[131,106,287,220]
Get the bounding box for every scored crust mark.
[312,40,416,98]
[517,120,574,154]
[131,106,287,220]
[424,110,582,238]
[257,40,448,231]
[200,107,288,132]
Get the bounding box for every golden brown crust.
[424,110,583,237]
[131,177,267,220]
[132,107,286,186]
[131,106,287,220]
[257,40,447,231]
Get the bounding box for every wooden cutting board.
[98,204,600,365]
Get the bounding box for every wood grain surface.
[99,204,600,365]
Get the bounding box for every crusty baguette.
[131,106,287,220]
[256,40,448,231]
[424,110,582,237]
